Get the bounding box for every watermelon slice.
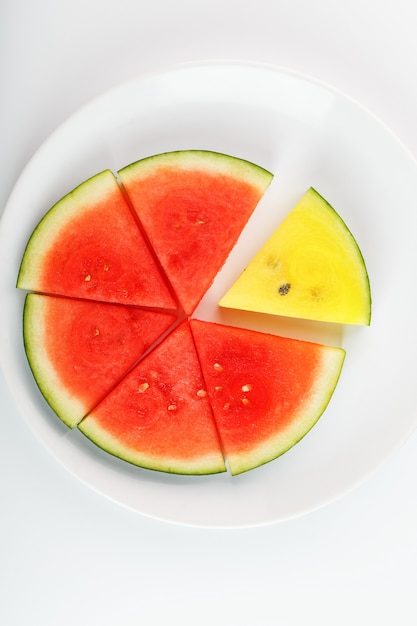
[23,293,176,427]
[79,320,226,475]
[118,150,273,315]
[17,170,177,309]
[219,187,371,325]
[190,319,345,475]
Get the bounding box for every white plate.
[1,61,417,529]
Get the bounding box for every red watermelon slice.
[118,151,273,315]
[23,293,176,427]
[79,319,226,475]
[190,319,345,475]
[17,170,177,309]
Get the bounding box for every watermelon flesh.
[17,170,177,309]
[190,319,345,475]
[79,320,226,475]
[23,293,176,427]
[118,151,273,315]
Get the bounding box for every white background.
[1,1,417,624]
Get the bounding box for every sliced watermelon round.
[15,151,355,478]
[17,170,177,309]
[23,293,176,427]
[190,319,345,475]
[118,151,273,315]
[79,320,226,475]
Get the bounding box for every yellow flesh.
[219,188,371,325]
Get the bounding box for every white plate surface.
[1,61,417,528]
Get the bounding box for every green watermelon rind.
[23,294,87,428]
[117,149,273,191]
[308,187,372,325]
[226,345,346,475]
[78,418,227,476]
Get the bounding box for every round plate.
[1,61,417,528]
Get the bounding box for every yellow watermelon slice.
[219,187,371,325]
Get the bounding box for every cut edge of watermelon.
[115,173,184,314]
[79,311,184,424]
[20,289,181,316]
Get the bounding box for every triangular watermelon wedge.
[118,151,273,315]
[17,170,177,310]
[219,187,371,325]
[23,293,177,427]
[79,320,226,475]
[190,319,345,475]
